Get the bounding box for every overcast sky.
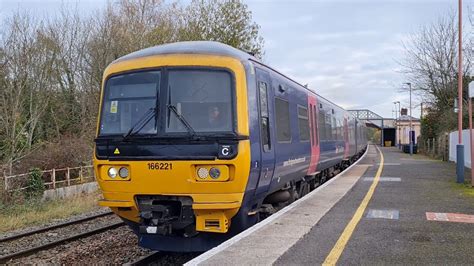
[2,0,473,118]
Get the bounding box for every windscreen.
[99,71,160,135]
[166,70,233,133]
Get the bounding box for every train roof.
[113,41,358,121]
[114,41,258,63]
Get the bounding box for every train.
[93,41,368,252]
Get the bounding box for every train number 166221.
[147,162,172,170]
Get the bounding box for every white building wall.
[394,122,421,145]
[449,129,474,169]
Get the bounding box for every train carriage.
[94,41,367,252]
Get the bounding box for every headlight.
[119,167,129,178]
[108,167,118,178]
[197,167,209,179]
[209,167,221,179]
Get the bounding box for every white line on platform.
[366,209,399,220]
[185,146,371,266]
[400,158,440,162]
[363,177,401,182]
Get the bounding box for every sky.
[1,0,473,118]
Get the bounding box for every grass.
[0,192,104,233]
[399,152,441,161]
[451,181,474,198]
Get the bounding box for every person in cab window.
[208,105,226,129]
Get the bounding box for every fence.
[2,165,95,193]
[418,133,450,161]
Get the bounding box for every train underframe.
[258,148,366,220]
[124,147,367,252]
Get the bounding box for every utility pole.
[456,0,465,184]
[405,82,413,156]
[420,102,423,119]
[395,101,401,149]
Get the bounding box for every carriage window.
[298,105,310,142]
[259,81,271,151]
[275,98,291,142]
[326,112,332,140]
[319,109,326,141]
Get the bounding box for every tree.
[0,13,51,175]
[400,13,473,138]
[179,0,264,58]
[0,0,265,175]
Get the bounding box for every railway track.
[0,211,124,263]
[126,251,162,266]
[0,211,113,243]
[125,251,201,266]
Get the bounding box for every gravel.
[12,226,198,265]
[2,210,199,265]
[1,212,120,257]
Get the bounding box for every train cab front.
[93,53,251,252]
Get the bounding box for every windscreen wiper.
[122,107,156,141]
[167,104,196,137]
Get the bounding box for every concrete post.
[79,166,83,183]
[52,169,56,189]
[66,167,71,186]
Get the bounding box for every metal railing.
[2,165,95,192]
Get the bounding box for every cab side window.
[259,81,271,151]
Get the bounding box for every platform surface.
[277,147,474,265]
[187,146,474,265]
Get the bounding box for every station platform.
[186,145,474,265]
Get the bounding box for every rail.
[0,219,124,263]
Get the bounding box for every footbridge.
[348,109,395,146]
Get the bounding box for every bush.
[13,135,93,174]
[25,168,45,200]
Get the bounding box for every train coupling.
[136,195,195,236]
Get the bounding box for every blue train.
[94,41,368,252]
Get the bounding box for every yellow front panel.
[94,54,251,231]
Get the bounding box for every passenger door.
[255,69,276,196]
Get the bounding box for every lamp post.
[394,101,401,149]
[456,0,464,184]
[405,82,413,156]
[392,105,397,148]
[393,102,397,147]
